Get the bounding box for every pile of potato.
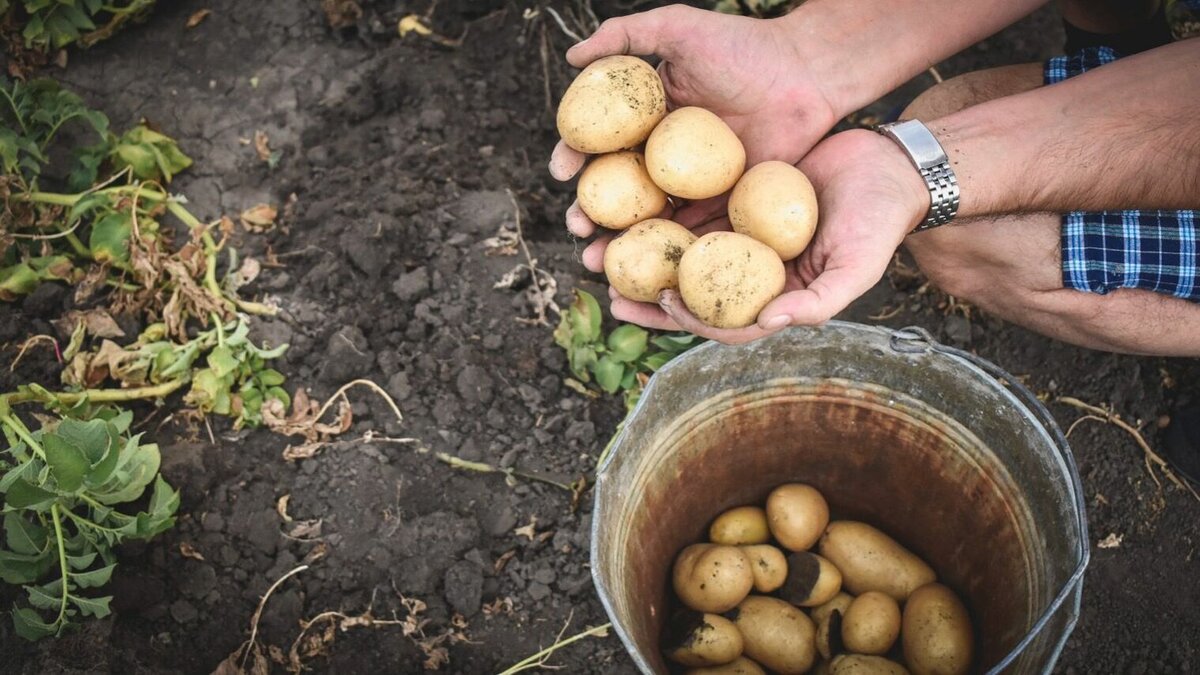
[558,56,820,328]
[663,484,974,675]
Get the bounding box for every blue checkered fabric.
[1046,47,1200,301]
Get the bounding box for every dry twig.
[495,611,611,675]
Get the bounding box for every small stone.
[319,326,375,384]
[533,568,557,585]
[565,421,595,445]
[483,506,518,537]
[170,599,199,624]
[527,581,551,602]
[443,561,484,617]
[450,190,512,234]
[386,371,412,402]
[482,334,503,350]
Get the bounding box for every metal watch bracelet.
[875,119,960,231]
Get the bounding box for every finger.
[566,6,688,68]
[549,140,587,181]
[582,236,610,273]
[611,294,682,331]
[756,266,879,328]
[566,201,597,239]
[673,194,729,229]
[658,290,776,345]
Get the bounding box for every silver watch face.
[885,120,946,170]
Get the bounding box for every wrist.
[770,5,866,121]
[856,130,931,235]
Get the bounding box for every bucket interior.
[592,324,1084,674]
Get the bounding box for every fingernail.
[764,315,790,331]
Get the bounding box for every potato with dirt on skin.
[577,151,668,230]
[645,106,746,199]
[779,551,842,607]
[556,55,666,154]
[740,544,788,593]
[902,583,974,675]
[811,592,854,625]
[662,610,745,667]
[672,543,754,613]
[603,219,697,303]
[766,483,830,552]
[841,591,901,655]
[685,656,768,675]
[728,595,817,675]
[728,161,819,260]
[830,654,912,675]
[818,521,936,601]
[710,506,770,545]
[814,604,845,661]
[677,232,785,329]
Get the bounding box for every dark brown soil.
[2,1,1198,674]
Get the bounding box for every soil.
[2,1,1199,674]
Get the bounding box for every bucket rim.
[588,321,1090,675]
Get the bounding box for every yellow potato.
[710,506,770,545]
[766,483,830,551]
[728,596,816,675]
[902,583,974,675]
[841,591,901,656]
[577,151,668,230]
[677,232,785,329]
[830,655,912,675]
[684,656,768,675]
[818,521,936,601]
[673,543,754,613]
[645,107,746,199]
[663,610,744,667]
[779,551,842,607]
[814,604,844,661]
[603,219,697,303]
[811,592,854,626]
[557,55,666,154]
[728,161,819,260]
[741,545,788,593]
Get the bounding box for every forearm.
[929,39,1200,216]
[779,0,1049,115]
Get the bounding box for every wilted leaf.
[180,542,205,561]
[240,204,277,232]
[253,130,271,162]
[186,9,211,28]
[52,309,125,339]
[514,517,537,541]
[322,0,362,28]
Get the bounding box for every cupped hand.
[601,129,930,344]
[550,4,841,239]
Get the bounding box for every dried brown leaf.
[493,549,516,574]
[287,519,323,540]
[180,542,206,561]
[301,541,329,564]
[240,204,278,232]
[253,131,271,162]
[276,494,292,523]
[186,9,211,27]
[1098,533,1123,549]
[514,517,537,541]
[281,442,326,461]
[52,309,125,339]
[321,0,362,28]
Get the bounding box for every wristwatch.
[875,119,960,231]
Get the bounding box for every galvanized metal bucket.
[591,322,1088,674]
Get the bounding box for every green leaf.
[620,366,637,391]
[207,345,238,378]
[606,324,648,363]
[257,369,285,387]
[642,351,674,372]
[25,583,60,610]
[593,356,624,395]
[4,513,48,555]
[650,333,700,353]
[54,418,110,465]
[68,594,111,618]
[67,552,97,570]
[12,607,56,640]
[71,563,115,588]
[568,346,597,382]
[4,479,57,511]
[41,433,90,493]
[0,263,39,300]
[88,212,133,264]
[0,549,54,584]
[92,441,159,505]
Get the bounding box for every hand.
[549,4,842,238]
[597,129,930,344]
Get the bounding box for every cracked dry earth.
[2,1,1199,673]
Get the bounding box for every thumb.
[566,6,686,68]
[757,265,881,328]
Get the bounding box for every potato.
[779,551,842,607]
[645,107,745,199]
[673,544,754,613]
[710,506,770,545]
[728,596,817,675]
[830,655,911,675]
[741,545,787,593]
[728,161,819,260]
[663,609,744,667]
[811,592,854,625]
[814,606,844,661]
[902,583,974,675]
[677,232,785,329]
[841,591,901,655]
[766,483,829,551]
[818,521,936,601]
[603,219,697,303]
[685,656,768,675]
[577,151,668,230]
[557,55,666,154]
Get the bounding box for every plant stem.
[495,622,612,674]
[50,504,70,634]
[2,379,185,407]
[0,408,47,460]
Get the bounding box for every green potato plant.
[0,0,157,52]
